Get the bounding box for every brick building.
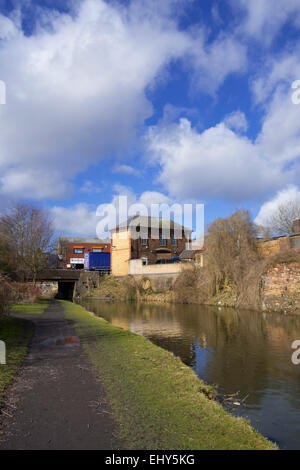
[110,216,192,276]
[258,219,300,258]
[57,237,110,269]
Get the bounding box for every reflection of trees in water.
[83,299,300,408]
[84,300,197,366]
[145,335,196,367]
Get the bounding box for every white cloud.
[139,191,172,207]
[51,203,99,237]
[80,180,102,194]
[224,110,248,133]
[51,186,173,237]
[251,51,300,168]
[0,0,246,200]
[0,0,188,198]
[0,168,69,199]
[146,116,294,202]
[251,51,300,104]
[255,185,300,227]
[231,0,300,43]
[146,38,300,204]
[112,164,141,177]
[188,32,247,94]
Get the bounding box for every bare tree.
[173,210,260,304]
[0,203,56,283]
[205,210,259,296]
[264,201,300,236]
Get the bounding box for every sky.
[1,0,300,237]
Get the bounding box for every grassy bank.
[63,300,277,450]
[10,299,50,315]
[0,315,34,408]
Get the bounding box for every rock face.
[262,262,300,314]
[74,271,102,297]
[37,281,58,297]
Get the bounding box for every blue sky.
[1,0,300,236]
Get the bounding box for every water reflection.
[81,299,300,449]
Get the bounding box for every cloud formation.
[146,115,293,202]
[231,0,300,43]
[51,185,174,236]
[255,185,300,227]
[0,0,245,200]
[146,44,300,203]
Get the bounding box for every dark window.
[73,248,84,254]
[141,238,148,245]
[160,238,167,246]
[171,238,177,246]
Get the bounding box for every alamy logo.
[292,80,300,105]
[0,80,6,104]
[291,340,300,365]
[0,340,6,365]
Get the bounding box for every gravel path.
[0,301,119,450]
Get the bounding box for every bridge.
[37,270,81,281]
[36,270,82,300]
[36,270,101,300]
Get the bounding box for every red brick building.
[110,216,192,276]
[57,237,110,269]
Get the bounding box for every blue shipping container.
[84,252,111,271]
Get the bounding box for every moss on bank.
[10,299,50,315]
[83,275,137,302]
[62,300,277,450]
[0,315,34,408]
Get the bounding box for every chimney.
[292,219,300,234]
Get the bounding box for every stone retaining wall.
[262,263,300,313]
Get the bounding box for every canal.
[81,299,300,450]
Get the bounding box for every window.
[142,257,148,266]
[73,247,84,254]
[92,248,103,253]
[141,238,148,245]
[160,238,167,246]
[171,238,177,246]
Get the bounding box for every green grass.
[10,299,50,315]
[62,300,277,450]
[0,315,34,408]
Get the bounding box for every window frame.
[73,247,84,254]
[160,238,167,246]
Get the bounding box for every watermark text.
[0,80,6,104]
[0,340,6,365]
[292,80,300,105]
[96,196,204,248]
[291,340,300,365]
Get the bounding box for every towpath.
[0,300,118,450]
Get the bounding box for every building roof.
[179,249,198,260]
[57,237,110,244]
[110,215,192,234]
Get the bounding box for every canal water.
[81,299,300,449]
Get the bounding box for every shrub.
[174,210,262,307]
[173,265,213,304]
[11,282,42,304]
[0,274,16,313]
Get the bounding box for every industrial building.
[56,237,110,269]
